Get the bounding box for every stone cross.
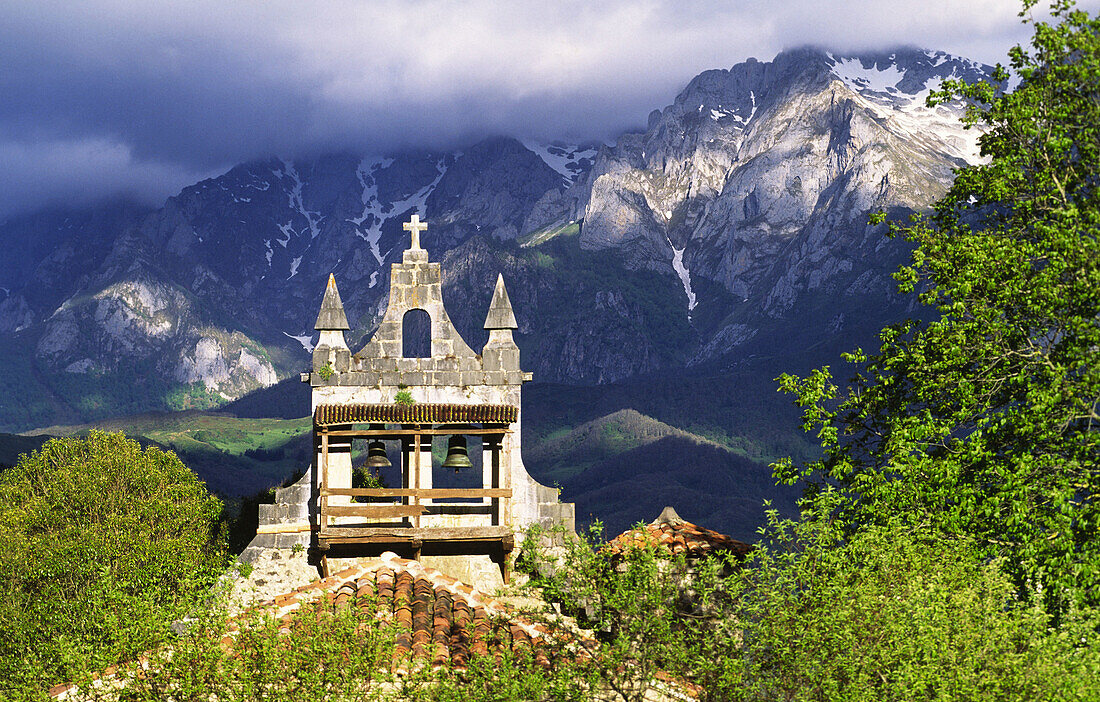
[403,214,428,250]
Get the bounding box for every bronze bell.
[442,435,473,472]
[364,439,391,469]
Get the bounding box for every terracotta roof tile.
[606,507,752,560]
[314,403,517,426]
[50,553,611,699]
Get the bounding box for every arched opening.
[402,309,431,358]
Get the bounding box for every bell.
[364,439,391,469]
[442,435,473,472]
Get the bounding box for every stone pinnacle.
[483,273,518,330]
[314,273,351,331]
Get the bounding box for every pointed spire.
[483,273,518,330]
[314,273,350,331]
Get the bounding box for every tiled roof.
[270,553,563,669]
[605,507,752,560]
[314,403,517,426]
[49,553,578,699]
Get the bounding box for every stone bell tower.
[302,215,573,583]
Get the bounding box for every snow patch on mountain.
[244,171,271,191]
[283,330,315,352]
[826,51,986,165]
[280,160,325,240]
[523,142,599,185]
[349,156,394,265]
[667,237,697,318]
[388,157,448,217]
[276,223,292,247]
[829,55,906,93]
[889,86,983,164]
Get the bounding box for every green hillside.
[24,412,310,496]
[525,408,701,484]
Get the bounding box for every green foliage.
[97,597,394,701]
[0,431,227,698]
[523,522,728,702]
[522,494,1100,701]
[21,494,1099,700]
[393,390,415,405]
[317,363,334,381]
[80,591,591,702]
[735,493,1100,701]
[162,381,224,412]
[774,0,1100,614]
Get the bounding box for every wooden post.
[413,429,421,530]
[490,435,500,526]
[321,430,329,527]
[401,437,411,504]
[493,434,505,527]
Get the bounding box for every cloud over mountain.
[0,0,1089,219]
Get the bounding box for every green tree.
[0,431,226,698]
[521,523,707,702]
[519,505,1100,701]
[735,494,1100,702]
[774,0,1100,614]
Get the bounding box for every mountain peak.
[822,47,992,97]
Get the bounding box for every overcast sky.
[0,0,1094,221]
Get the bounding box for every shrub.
[523,522,730,702]
[522,494,1100,702]
[83,592,591,702]
[734,492,1100,702]
[102,597,394,702]
[0,431,226,698]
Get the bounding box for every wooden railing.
[319,487,512,525]
[320,488,512,498]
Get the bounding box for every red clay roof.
[50,553,581,699]
[304,554,562,668]
[605,507,752,560]
[314,403,517,426]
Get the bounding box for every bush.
[523,522,732,702]
[522,495,1100,702]
[80,591,591,702]
[0,431,226,699]
[735,493,1100,702]
[103,597,394,702]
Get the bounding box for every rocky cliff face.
[0,47,988,429]
[575,48,987,364]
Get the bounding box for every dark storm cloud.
[0,0,1093,220]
